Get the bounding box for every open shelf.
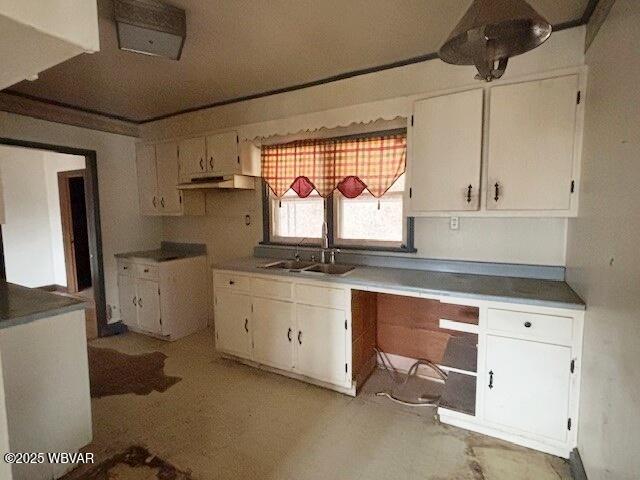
[440,336,477,374]
[439,372,476,416]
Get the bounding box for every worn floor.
[74,327,572,480]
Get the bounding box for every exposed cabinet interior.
[487,75,580,211]
[411,88,484,213]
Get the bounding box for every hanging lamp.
[439,0,552,81]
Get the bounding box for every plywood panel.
[351,290,377,386]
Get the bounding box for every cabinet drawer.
[214,272,251,293]
[117,260,134,276]
[252,277,292,300]
[487,308,573,345]
[295,283,346,309]
[136,264,159,281]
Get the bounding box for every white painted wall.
[0,113,162,322]
[0,148,85,288]
[43,152,86,286]
[565,1,640,478]
[142,28,584,267]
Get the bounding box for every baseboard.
[570,448,588,480]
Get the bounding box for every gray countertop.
[0,282,85,330]
[214,257,585,310]
[115,242,207,263]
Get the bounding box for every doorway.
[0,137,107,337]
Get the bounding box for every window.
[262,130,414,252]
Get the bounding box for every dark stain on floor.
[88,346,181,398]
[61,446,192,480]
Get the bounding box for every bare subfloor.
[71,328,572,480]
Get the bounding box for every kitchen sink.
[303,263,355,276]
[260,260,316,271]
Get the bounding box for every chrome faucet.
[294,238,307,262]
[320,222,339,264]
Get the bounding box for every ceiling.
[3,0,591,123]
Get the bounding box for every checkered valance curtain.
[261,133,407,198]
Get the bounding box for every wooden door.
[252,297,295,371]
[178,137,207,181]
[135,144,159,216]
[411,89,484,212]
[118,274,137,328]
[206,132,239,175]
[136,279,162,334]
[487,75,579,211]
[214,290,252,359]
[295,304,347,386]
[155,141,182,215]
[484,335,572,442]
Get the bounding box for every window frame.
[261,181,416,253]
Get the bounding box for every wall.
[0,113,162,322]
[565,1,640,479]
[0,147,55,287]
[142,27,585,267]
[43,152,86,286]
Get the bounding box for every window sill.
[259,241,417,255]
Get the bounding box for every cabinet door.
[295,304,347,386]
[118,274,138,328]
[484,335,572,442]
[411,89,484,212]
[155,141,182,215]
[206,132,239,175]
[136,279,162,334]
[252,297,295,371]
[178,137,207,181]
[487,75,579,211]
[214,290,252,359]
[135,143,158,216]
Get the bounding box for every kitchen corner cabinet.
[136,142,205,216]
[178,132,260,183]
[213,271,352,393]
[117,256,209,341]
[409,70,585,217]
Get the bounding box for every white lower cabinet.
[296,304,347,386]
[136,279,162,334]
[213,272,351,391]
[252,297,294,371]
[214,290,252,359]
[483,335,572,442]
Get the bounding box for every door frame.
[58,169,88,294]
[0,137,108,336]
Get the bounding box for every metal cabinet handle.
[160,197,165,208]
[466,184,473,203]
[229,280,235,285]
[524,321,532,328]
[488,370,494,389]
[297,331,302,345]
[494,183,500,202]
[209,157,214,169]
[244,318,249,333]
[200,158,205,170]
[132,296,137,306]
[287,328,292,342]
[153,196,157,208]
[138,297,143,308]
[123,266,128,270]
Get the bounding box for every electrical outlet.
[450,216,459,230]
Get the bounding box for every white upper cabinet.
[136,143,159,216]
[0,0,100,89]
[410,89,484,213]
[487,75,580,212]
[206,131,240,176]
[178,137,207,182]
[155,141,182,215]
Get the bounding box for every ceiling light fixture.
[438,0,552,82]
[114,0,186,61]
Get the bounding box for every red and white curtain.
[261,133,406,199]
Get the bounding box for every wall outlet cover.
[450,216,459,230]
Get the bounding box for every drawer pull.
[132,296,137,306]
[298,331,302,345]
[488,370,494,389]
[123,266,128,270]
[287,328,292,342]
[144,268,150,273]
[138,298,143,308]
[524,321,532,328]
[229,280,235,285]
[244,318,249,333]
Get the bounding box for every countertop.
[115,249,205,263]
[214,257,586,310]
[0,282,85,329]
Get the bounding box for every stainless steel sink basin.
[303,263,355,275]
[261,260,316,271]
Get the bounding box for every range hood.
[177,175,255,191]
